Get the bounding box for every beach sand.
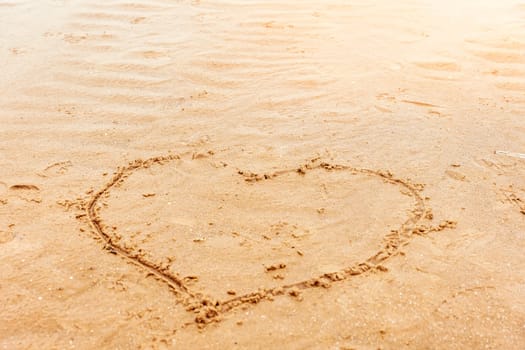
[1,0,524,348]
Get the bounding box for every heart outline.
[83,152,454,325]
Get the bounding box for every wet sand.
[1,0,525,348]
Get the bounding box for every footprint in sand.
[37,161,73,177]
[9,184,42,203]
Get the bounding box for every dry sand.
[1,0,525,348]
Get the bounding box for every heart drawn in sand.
[83,152,454,324]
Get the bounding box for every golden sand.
[1,0,524,348]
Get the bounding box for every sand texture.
[1,0,525,349]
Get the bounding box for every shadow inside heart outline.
[83,152,456,325]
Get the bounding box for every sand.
[1,0,524,348]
